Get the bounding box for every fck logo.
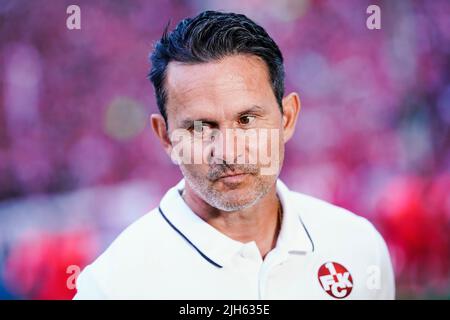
[318,262,353,299]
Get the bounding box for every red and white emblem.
[318,262,353,299]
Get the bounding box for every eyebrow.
[178,105,266,128]
[237,104,265,116]
[179,118,217,128]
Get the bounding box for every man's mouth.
[216,172,250,184]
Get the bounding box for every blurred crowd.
[0,0,449,299]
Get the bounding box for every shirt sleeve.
[371,225,396,300]
[73,265,107,300]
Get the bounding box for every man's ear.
[281,92,301,143]
[150,114,173,156]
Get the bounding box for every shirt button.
[238,243,263,263]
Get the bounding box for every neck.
[181,182,282,259]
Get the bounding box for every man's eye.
[239,115,256,125]
[193,125,203,133]
[192,124,210,133]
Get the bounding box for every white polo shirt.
[74,179,395,300]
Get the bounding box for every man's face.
[162,55,288,211]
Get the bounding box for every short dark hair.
[148,10,285,123]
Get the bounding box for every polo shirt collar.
[158,179,314,268]
[275,179,315,254]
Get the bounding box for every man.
[74,10,395,299]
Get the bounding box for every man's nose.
[207,127,242,165]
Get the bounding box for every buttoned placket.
[228,241,292,299]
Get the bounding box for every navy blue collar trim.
[158,206,314,267]
[158,207,223,269]
[298,216,315,252]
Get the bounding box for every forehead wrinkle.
[168,81,259,121]
[166,55,269,99]
[169,71,256,101]
[165,55,274,124]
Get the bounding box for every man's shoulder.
[288,189,366,222]
[75,207,170,295]
[287,189,382,248]
[100,208,165,256]
[286,189,395,298]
